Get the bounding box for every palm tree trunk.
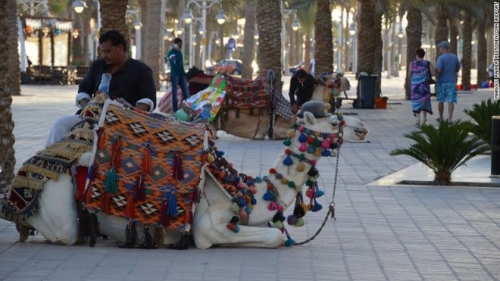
[7,0,20,96]
[434,170,451,185]
[139,0,148,63]
[99,0,129,50]
[144,0,162,89]
[461,14,472,90]
[242,0,257,79]
[356,0,377,98]
[476,15,488,85]
[304,33,312,72]
[257,0,282,91]
[374,9,383,98]
[448,16,458,55]
[405,6,422,100]
[0,0,16,191]
[434,6,449,56]
[315,0,333,74]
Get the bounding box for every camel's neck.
[265,150,321,209]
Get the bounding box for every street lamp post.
[398,23,404,72]
[349,23,356,74]
[181,0,225,70]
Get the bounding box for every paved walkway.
[1,72,499,281]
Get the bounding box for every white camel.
[2,100,366,248]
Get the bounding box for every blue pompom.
[283,155,293,166]
[251,198,257,205]
[312,202,322,212]
[315,190,325,198]
[254,177,263,183]
[233,224,240,233]
[216,150,225,157]
[262,192,272,201]
[284,237,295,246]
[245,205,252,214]
[298,134,307,143]
[307,145,316,154]
[322,149,330,156]
[247,180,254,185]
[239,197,247,207]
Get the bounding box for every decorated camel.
[1,95,365,249]
[159,70,367,141]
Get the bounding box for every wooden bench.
[75,66,90,84]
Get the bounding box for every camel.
[312,73,352,112]
[1,100,359,249]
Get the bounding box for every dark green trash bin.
[359,75,377,108]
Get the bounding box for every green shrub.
[390,121,489,185]
[464,99,500,147]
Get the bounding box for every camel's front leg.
[193,213,284,249]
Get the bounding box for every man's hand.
[79,98,89,108]
[136,103,150,112]
[292,104,298,114]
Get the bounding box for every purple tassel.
[134,174,146,201]
[173,153,184,180]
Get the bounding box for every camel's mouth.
[354,128,368,140]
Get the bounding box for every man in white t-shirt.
[309,58,315,77]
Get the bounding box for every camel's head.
[296,101,341,134]
[280,101,343,159]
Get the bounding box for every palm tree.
[0,0,16,191]
[314,0,333,74]
[390,121,489,185]
[99,0,129,46]
[241,0,257,79]
[143,0,162,89]
[8,0,20,96]
[356,0,377,78]
[256,0,282,91]
[461,13,472,90]
[403,5,422,100]
[297,6,315,73]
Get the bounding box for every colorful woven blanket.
[184,74,227,122]
[85,100,207,232]
[2,94,105,219]
[223,73,270,110]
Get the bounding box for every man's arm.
[136,67,157,112]
[289,77,297,105]
[435,57,443,77]
[75,61,98,108]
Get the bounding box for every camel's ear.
[303,111,316,125]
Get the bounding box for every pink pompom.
[278,205,285,212]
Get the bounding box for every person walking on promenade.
[408,48,435,125]
[435,41,460,123]
[167,38,190,112]
[45,30,156,147]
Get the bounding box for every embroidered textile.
[2,94,105,218]
[85,101,207,232]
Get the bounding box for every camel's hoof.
[166,233,191,250]
[89,235,96,247]
[75,237,86,245]
[17,224,30,242]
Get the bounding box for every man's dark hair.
[174,38,182,44]
[296,69,307,78]
[416,48,425,59]
[99,30,127,51]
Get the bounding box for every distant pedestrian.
[408,48,435,125]
[435,41,460,123]
[488,62,494,83]
[167,38,189,112]
[309,57,316,77]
